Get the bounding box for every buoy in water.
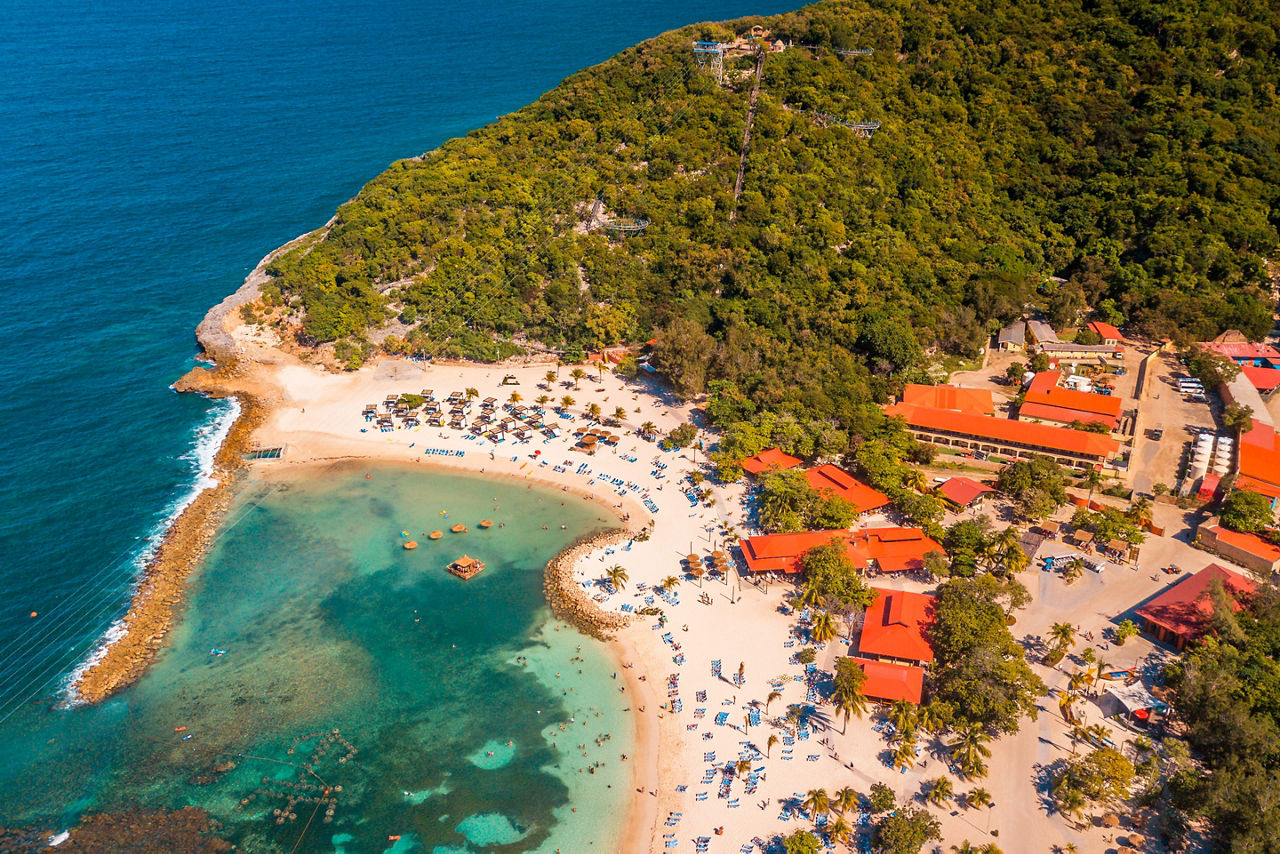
[403,541,418,550]
[29,611,37,618]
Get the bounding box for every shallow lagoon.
[0,462,634,851]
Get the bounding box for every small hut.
[448,555,485,580]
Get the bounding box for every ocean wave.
[60,397,241,704]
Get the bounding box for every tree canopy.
[254,0,1278,431]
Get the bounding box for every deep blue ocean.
[0,0,781,842]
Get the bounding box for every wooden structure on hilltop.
[448,555,485,580]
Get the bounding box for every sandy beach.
[69,268,1220,853]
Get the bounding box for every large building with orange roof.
[856,659,925,704]
[858,588,935,664]
[901,384,995,416]
[805,464,890,515]
[1087,320,1125,345]
[884,402,1120,470]
[1017,371,1124,431]
[738,527,944,575]
[739,447,802,476]
[1237,424,1280,510]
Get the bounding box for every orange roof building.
[901,384,995,416]
[856,659,925,704]
[848,527,945,574]
[739,527,944,575]
[739,530,849,575]
[1198,523,1280,575]
[1018,372,1123,431]
[858,588,936,663]
[739,447,802,476]
[885,403,1120,469]
[936,476,995,508]
[1238,424,1280,506]
[1087,321,1125,344]
[1242,365,1280,393]
[805,465,890,514]
[1135,564,1256,649]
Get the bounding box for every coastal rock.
[542,527,640,640]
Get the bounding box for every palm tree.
[639,420,657,439]
[892,737,918,771]
[827,815,853,846]
[915,703,943,736]
[560,395,575,409]
[735,758,752,777]
[545,370,557,386]
[1127,495,1153,527]
[1081,467,1103,504]
[605,564,629,591]
[811,610,838,644]
[802,787,831,818]
[834,786,859,816]
[834,690,868,734]
[570,367,586,389]
[887,700,919,737]
[535,394,551,407]
[995,526,1028,575]
[766,733,779,757]
[508,391,522,404]
[902,469,927,492]
[965,787,992,809]
[765,690,782,715]
[1068,725,1090,754]
[586,402,602,421]
[1067,670,1088,693]
[926,776,954,806]
[1049,622,1076,652]
[613,406,627,423]
[1085,723,1110,747]
[950,726,992,778]
[1058,692,1079,724]
[660,574,680,592]
[1054,780,1087,824]
[465,387,479,401]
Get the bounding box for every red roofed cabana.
[936,476,995,509]
[856,659,925,704]
[858,588,935,664]
[1087,321,1125,344]
[739,447,802,476]
[848,527,946,574]
[805,465,890,515]
[1134,564,1256,649]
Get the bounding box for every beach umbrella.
[685,553,700,565]
[1101,813,1120,828]
[711,550,727,560]
[1127,833,1146,847]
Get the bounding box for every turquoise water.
[0,464,636,850]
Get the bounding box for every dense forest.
[258,0,1277,431]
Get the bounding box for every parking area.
[1129,351,1221,496]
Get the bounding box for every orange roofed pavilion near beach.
[739,447,802,476]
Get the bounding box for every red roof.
[805,465,890,514]
[885,403,1120,459]
[848,527,945,574]
[739,530,849,574]
[902,384,995,416]
[1204,525,1280,565]
[1238,425,1280,499]
[1020,372,1123,429]
[739,447,802,476]
[859,588,935,663]
[856,659,924,704]
[1135,564,1256,644]
[739,526,944,575]
[1199,341,1280,362]
[1088,320,1124,342]
[1242,366,1280,392]
[1197,474,1221,502]
[936,476,994,507]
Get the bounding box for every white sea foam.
[61,397,242,705]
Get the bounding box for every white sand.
[235,353,1215,853]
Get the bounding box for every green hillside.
[260,0,1278,429]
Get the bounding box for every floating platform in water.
[450,524,468,533]
[448,555,485,580]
